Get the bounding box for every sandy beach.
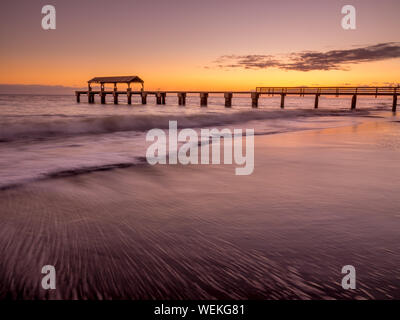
[1,115,399,299]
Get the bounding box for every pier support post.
[161,92,166,105]
[89,93,95,104]
[178,93,186,106]
[314,94,320,109]
[351,94,357,110]
[113,83,118,104]
[280,94,286,109]
[224,92,233,108]
[156,93,162,105]
[251,92,259,108]
[393,94,398,112]
[88,84,93,103]
[141,92,147,104]
[200,93,208,107]
[127,88,132,105]
[76,93,80,103]
[100,84,105,104]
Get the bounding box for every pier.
[75,78,399,111]
[256,86,399,111]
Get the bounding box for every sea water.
[0,94,393,188]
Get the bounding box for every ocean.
[0,94,392,189]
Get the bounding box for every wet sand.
[1,118,400,299]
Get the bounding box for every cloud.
[211,54,281,70]
[209,42,400,72]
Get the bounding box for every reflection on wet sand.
[0,120,399,299]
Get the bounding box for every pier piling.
[113,83,118,104]
[76,93,80,103]
[100,84,105,104]
[161,92,166,105]
[393,94,398,112]
[224,92,233,108]
[251,92,259,108]
[89,93,95,103]
[351,94,357,110]
[127,88,132,105]
[98,84,103,104]
[178,93,186,106]
[200,93,208,107]
[141,92,147,104]
[156,93,162,105]
[87,84,92,103]
[280,94,286,109]
[314,94,320,109]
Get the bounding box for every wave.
[0,158,149,191]
[0,108,372,142]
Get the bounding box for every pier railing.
[256,86,398,96]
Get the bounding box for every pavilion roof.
[88,76,144,84]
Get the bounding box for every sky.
[0,0,399,92]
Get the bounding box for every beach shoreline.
[1,116,399,299]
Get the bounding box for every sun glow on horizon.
[1,0,399,91]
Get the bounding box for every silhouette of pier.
[75,77,399,111]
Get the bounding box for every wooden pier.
[256,86,399,111]
[75,78,399,112]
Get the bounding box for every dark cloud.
[212,54,281,70]
[209,42,400,72]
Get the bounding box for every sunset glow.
[1,0,399,91]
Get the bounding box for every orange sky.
[1,0,399,91]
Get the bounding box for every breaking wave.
[0,108,370,142]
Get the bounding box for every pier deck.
[75,86,399,111]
